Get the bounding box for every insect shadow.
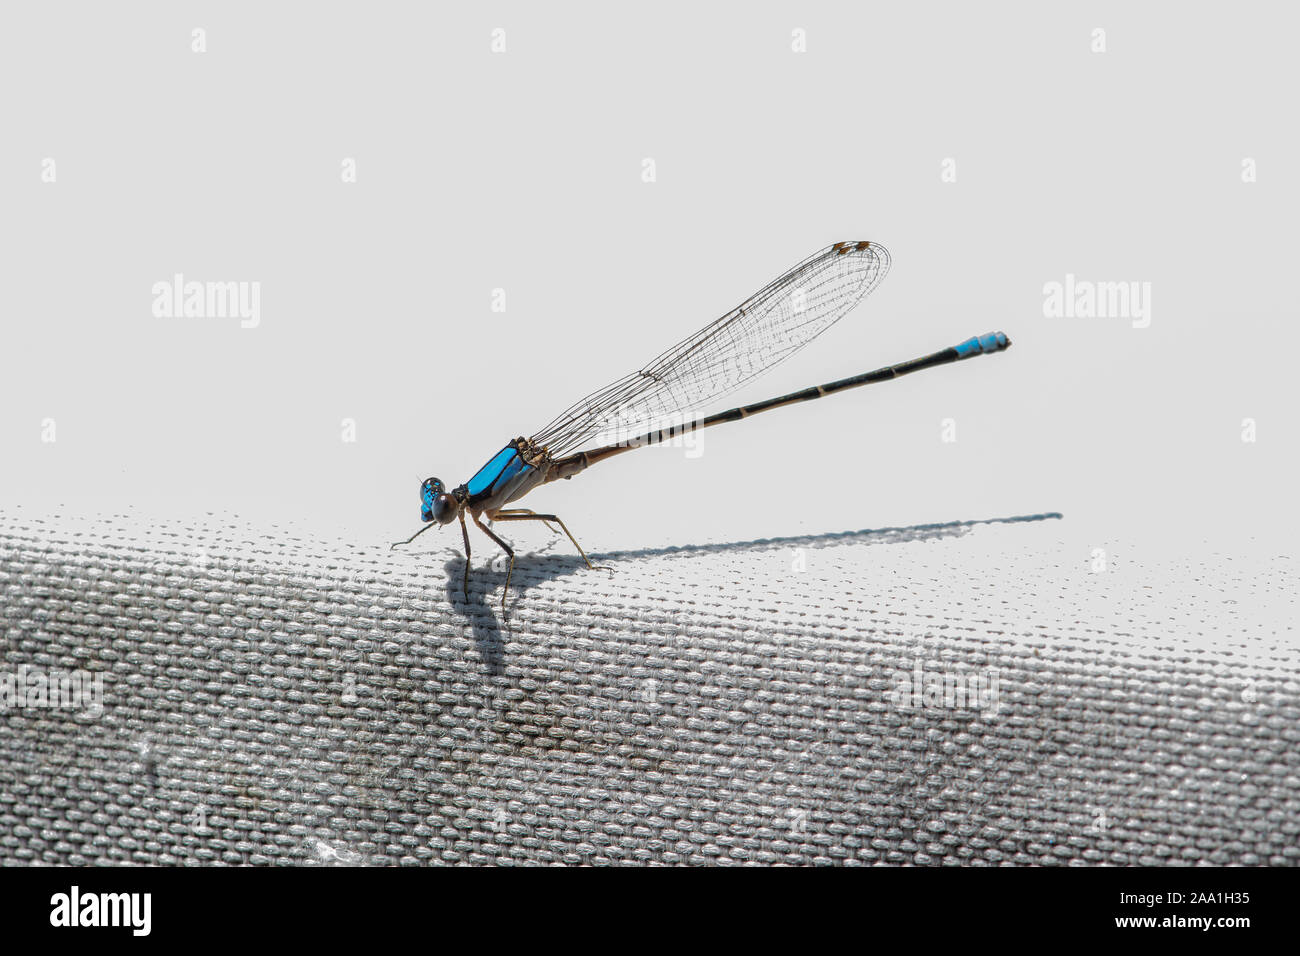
[429,511,1063,670]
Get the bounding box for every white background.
[2,2,1295,558]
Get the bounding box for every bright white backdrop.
[2,2,1295,561]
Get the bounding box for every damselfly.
[393,241,1011,612]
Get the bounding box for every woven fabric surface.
[1,508,1296,866]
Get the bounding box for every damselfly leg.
[391,522,439,548]
[471,512,515,616]
[490,510,609,573]
[458,511,472,600]
[472,509,610,615]
[391,504,477,602]
[492,508,559,535]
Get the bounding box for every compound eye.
[432,493,458,525]
[420,477,444,496]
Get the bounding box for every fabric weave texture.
[1,509,1296,865]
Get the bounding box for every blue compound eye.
[420,477,444,522]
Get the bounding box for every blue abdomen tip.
[955,332,1011,358]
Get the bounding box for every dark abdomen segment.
[545,332,1011,483]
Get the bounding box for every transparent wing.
[530,241,891,458]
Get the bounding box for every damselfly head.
[420,477,458,525]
